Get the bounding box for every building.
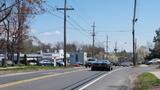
[0,49,70,66]
[69,52,87,65]
[42,49,70,60]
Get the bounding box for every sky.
[30,0,160,52]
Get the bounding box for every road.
[0,65,157,90]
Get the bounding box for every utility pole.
[114,41,118,54]
[91,22,96,58]
[106,35,109,59]
[132,0,137,66]
[135,38,137,65]
[57,0,74,67]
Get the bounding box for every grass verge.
[156,65,160,69]
[135,72,160,90]
[0,65,73,75]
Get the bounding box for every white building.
[69,52,87,65]
[42,49,70,60]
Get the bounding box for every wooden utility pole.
[91,22,96,58]
[114,41,118,54]
[57,0,74,67]
[105,35,109,59]
[132,0,137,66]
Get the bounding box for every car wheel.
[107,67,112,71]
[111,67,113,70]
[85,65,88,68]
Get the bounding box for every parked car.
[38,59,54,66]
[73,61,83,67]
[56,60,64,66]
[91,60,113,71]
[112,62,120,66]
[146,58,160,65]
[28,60,37,65]
[85,58,97,68]
[120,62,130,67]
[73,64,81,67]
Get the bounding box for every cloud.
[43,30,61,36]
[43,32,52,35]
[55,31,61,35]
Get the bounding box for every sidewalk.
[150,70,160,90]
[150,70,160,79]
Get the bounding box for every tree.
[108,52,118,62]
[13,0,45,64]
[66,43,77,53]
[137,46,149,63]
[0,0,14,23]
[0,0,45,66]
[54,42,63,51]
[146,28,160,60]
[117,50,128,63]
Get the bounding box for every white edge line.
[78,68,124,90]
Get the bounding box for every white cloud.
[55,30,61,35]
[43,32,52,35]
[43,30,61,36]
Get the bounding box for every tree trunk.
[16,52,20,64]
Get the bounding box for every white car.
[147,58,160,64]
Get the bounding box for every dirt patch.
[133,78,139,90]
[150,86,160,90]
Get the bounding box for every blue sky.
[30,0,160,52]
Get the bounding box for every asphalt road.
[0,67,87,85]
[0,65,157,90]
[79,65,157,90]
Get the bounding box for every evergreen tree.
[146,28,160,60]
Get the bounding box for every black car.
[91,60,113,71]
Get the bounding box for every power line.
[42,7,91,41]
[98,30,131,33]
[68,16,90,34]
[44,0,91,41]
[67,19,90,38]
[72,0,91,25]
[48,11,64,20]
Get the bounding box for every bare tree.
[0,0,45,66]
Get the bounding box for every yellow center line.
[0,68,88,89]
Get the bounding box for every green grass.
[157,65,160,69]
[137,73,160,90]
[0,65,73,74]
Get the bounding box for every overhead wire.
[67,18,91,39]
[72,0,91,25]
[67,16,90,34]
[44,1,91,39]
